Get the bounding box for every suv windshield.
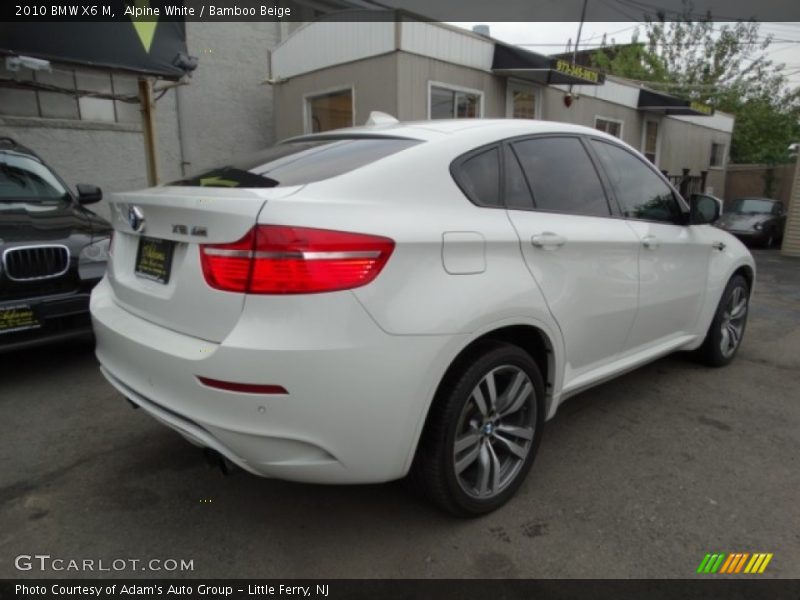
[0,152,70,202]
[172,137,422,188]
[730,198,775,215]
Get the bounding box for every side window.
[453,147,501,207]
[511,137,611,217]
[590,140,681,223]
[504,147,534,210]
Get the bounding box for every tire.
[413,341,545,517]
[695,274,750,367]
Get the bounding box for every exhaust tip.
[202,448,235,476]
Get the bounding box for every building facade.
[270,18,734,197]
[0,21,281,219]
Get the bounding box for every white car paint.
[91,119,754,484]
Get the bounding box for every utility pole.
[572,0,589,65]
[138,78,159,186]
[566,0,590,105]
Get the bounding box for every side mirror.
[76,184,102,205]
[690,194,721,225]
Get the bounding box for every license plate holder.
[134,237,175,284]
[0,303,41,335]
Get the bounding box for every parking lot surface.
[1,249,798,579]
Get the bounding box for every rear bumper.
[0,291,94,352]
[91,277,463,484]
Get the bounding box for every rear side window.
[511,137,611,217]
[172,138,422,188]
[504,147,534,210]
[453,147,502,207]
[590,140,681,223]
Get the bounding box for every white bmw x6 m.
[92,118,754,515]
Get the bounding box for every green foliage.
[728,98,800,164]
[589,3,800,164]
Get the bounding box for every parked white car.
[91,118,754,515]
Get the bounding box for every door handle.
[642,235,659,250]
[531,232,567,249]
[712,241,726,251]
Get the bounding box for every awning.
[492,44,605,86]
[638,89,714,116]
[0,19,190,79]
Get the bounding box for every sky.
[449,22,800,90]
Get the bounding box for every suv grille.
[2,245,70,281]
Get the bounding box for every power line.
[516,40,800,47]
[597,0,643,22]
[611,0,749,21]
[581,23,641,42]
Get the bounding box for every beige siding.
[659,118,731,197]
[272,53,399,140]
[271,21,395,80]
[540,86,643,150]
[399,21,494,72]
[395,52,506,120]
[782,160,800,257]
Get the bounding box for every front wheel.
[413,342,545,516]
[695,274,750,367]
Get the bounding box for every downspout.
[175,82,192,176]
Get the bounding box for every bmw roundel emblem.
[128,205,146,233]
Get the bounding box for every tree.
[590,6,800,164]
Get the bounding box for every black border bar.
[3,0,800,22]
[3,579,800,600]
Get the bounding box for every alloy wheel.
[452,365,536,499]
[720,285,748,358]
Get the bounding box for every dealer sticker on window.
[0,304,42,335]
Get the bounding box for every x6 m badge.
[171,224,208,237]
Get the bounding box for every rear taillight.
[200,225,394,294]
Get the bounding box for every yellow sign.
[0,304,41,334]
[135,238,173,283]
[554,60,601,84]
[690,101,714,115]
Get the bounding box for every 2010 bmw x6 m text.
[91,118,755,515]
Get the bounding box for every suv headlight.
[78,237,110,280]
[753,222,764,231]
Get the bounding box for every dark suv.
[0,137,111,351]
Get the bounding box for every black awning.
[638,89,714,116]
[491,44,605,86]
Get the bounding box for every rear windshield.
[730,198,776,215]
[171,137,422,188]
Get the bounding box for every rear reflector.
[197,376,288,395]
[200,225,394,294]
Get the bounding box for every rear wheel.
[414,342,545,516]
[695,274,750,367]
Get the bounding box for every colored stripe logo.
[697,552,773,574]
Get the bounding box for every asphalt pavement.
[1,249,798,579]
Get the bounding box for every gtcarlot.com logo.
[697,552,773,574]
[14,554,194,572]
